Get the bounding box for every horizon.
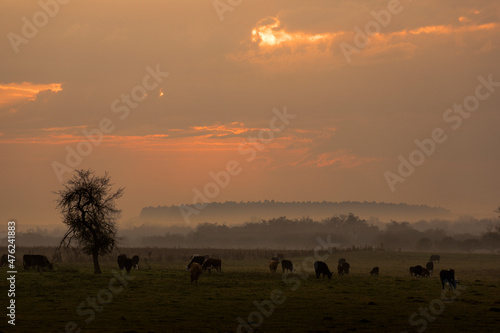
[1,0,499,231]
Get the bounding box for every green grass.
[1,251,500,332]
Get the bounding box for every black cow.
[410,266,415,276]
[281,259,293,273]
[413,265,423,277]
[338,258,346,266]
[187,255,209,270]
[430,254,440,263]
[117,254,127,270]
[117,254,139,273]
[276,253,285,261]
[370,267,379,275]
[422,268,430,277]
[201,258,222,274]
[314,261,332,279]
[271,256,280,262]
[23,255,53,271]
[0,254,8,267]
[132,255,140,269]
[440,269,457,289]
[426,261,434,276]
[338,262,350,276]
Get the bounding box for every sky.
[1,0,499,230]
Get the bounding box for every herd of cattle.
[0,252,457,289]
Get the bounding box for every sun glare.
[251,17,331,47]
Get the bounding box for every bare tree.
[55,169,124,274]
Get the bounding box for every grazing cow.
[314,261,332,279]
[281,259,293,273]
[186,255,209,270]
[202,258,222,274]
[430,254,440,263]
[410,266,415,276]
[23,255,53,271]
[117,254,127,270]
[269,260,279,273]
[440,269,457,289]
[117,254,138,273]
[338,258,346,266]
[370,267,379,275]
[132,255,140,269]
[190,262,202,283]
[426,261,434,276]
[422,268,430,277]
[338,262,350,276]
[413,265,423,277]
[0,254,8,267]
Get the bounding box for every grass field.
[1,250,500,333]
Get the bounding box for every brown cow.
[202,258,221,274]
[269,260,279,273]
[190,262,202,283]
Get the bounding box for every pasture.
[1,249,500,332]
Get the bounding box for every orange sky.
[1,0,499,229]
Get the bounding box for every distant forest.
[7,214,500,253]
[140,200,451,225]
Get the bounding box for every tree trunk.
[92,251,102,274]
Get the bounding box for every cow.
[410,266,415,276]
[190,262,202,283]
[430,254,440,263]
[314,261,332,279]
[201,258,222,274]
[440,269,457,289]
[186,255,209,270]
[23,255,53,271]
[422,268,430,277]
[426,261,434,276]
[370,267,379,275]
[281,259,293,273]
[413,265,423,277]
[338,258,346,266]
[271,256,280,262]
[0,254,8,267]
[269,260,279,273]
[276,253,285,261]
[338,262,350,276]
[117,254,139,273]
[132,255,140,269]
[117,254,127,270]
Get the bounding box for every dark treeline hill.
[140,200,450,225]
[7,214,500,252]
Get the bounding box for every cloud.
[230,14,499,68]
[0,82,62,112]
[300,150,378,169]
